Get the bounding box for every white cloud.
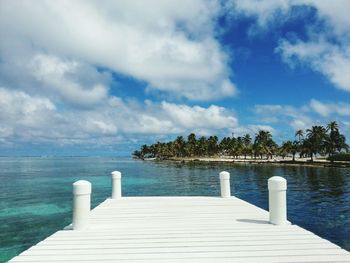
[229,0,350,35]
[254,99,350,137]
[278,1,350,92]
[229,0,350,93]
[30,54,109,107]
[0,87,239,146]
[254,105,284,115]
[303,0,350,36]
[0,88,57,139]
[227,0,292,28]
[0,0,236,101]
[278,40,350,92]
[0,0,242,151]
[310,99,350,117]
[248,124,276,134]
[290,119,310,131]
[232,125,276,139]
[309,98,332,117]
[2,0,350,152]
[0,48,112,108]
[161,102,238,129]
[254,103,312,131]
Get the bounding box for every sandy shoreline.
[145,156,350,168]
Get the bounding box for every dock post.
[268,176,288,225]
[111,171,122,199]
[72,180,91,230]
[219,171,231,198]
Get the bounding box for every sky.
[1,0,350,156]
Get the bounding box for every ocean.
[0,157,349,262]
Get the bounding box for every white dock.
[9,172,350,262]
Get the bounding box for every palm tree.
[254,130,275,159]
[133,123,348,162]
[228,137,237,157]
[291,140,299,161]
[295,130,304,142]
[253,143,264,159]
[306,125,327,161]
[326,121,339,133]
[197,136,207,156]
[207,136,219,156]
[323,122,348,157]
[325,121,339,157]
[166,141,175,157]
[185,133,197,157]
[140,144,151,159]
[174,136,185,157]
[221,137,234,156]
[242,134,252,159]
[235,137,244,158]
[280,141,292,159]
[132,150,142,159]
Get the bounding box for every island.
[133,121,350,167]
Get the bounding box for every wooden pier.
[9,172,350,262]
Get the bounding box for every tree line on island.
[133,121,349,162]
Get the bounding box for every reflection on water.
[0,157,349,262]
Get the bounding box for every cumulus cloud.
[303,0,350,36]
[254,104,312,131]
[2,0,350,153]
[0,1,244,151]
[310,99,350,117]
[0,88,57,140]
[236,124,275,135]
[0,0,236,101]
[254,105,284,115]
[30,54,109,106]
[0,87,239,146]
[229,0,350,35]
[227,0,292,29]
[278,1,350,92]
[254,99,350,137]
[228,0,350,93]
[161,102,238,129]
[0,48,111,107]
[278,40,350,92]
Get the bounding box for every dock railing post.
[72,180,91,231]
[111,171,122,199]
[219,171,231,198]
[268,176,289,225]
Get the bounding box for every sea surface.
[0,157,349,262]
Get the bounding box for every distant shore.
[143,156,350,168]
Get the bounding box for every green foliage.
[328,153,350,162]
[132,121,348,162]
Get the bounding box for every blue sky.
[0,0,350,156]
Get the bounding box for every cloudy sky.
[1,0,350,156]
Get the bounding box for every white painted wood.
[111,171,122,199]
[268,176,288,225]
[72,180,91,231]
[9,196,350,262]
[219,171,231,197]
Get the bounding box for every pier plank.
[9,197,350,262]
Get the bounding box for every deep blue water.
[0,157,349,262]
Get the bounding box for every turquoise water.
[0,157,349,262]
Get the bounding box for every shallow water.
[0,157,349,262]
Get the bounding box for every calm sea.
[0,157,349,262]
